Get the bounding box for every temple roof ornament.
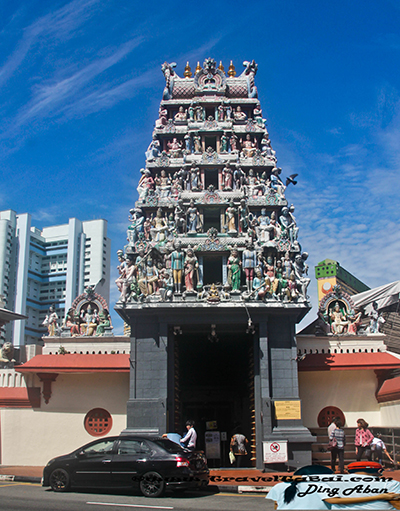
[116,59,310,308]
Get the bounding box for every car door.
[110,438,154,487]
[71,438,116,487]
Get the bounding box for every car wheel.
[49,468,70,492]
[139,471,165,498]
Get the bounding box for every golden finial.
[228,60,236,77]
[195,61,202,74]
[218,61,225,74]
[184,61,192,78]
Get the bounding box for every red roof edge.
[376,376,400,403]
[0,387,41,408]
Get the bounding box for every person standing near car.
[180,420,197,450]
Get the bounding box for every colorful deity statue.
[227,247,241,291]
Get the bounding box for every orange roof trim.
[298,352,400,371]
[15,353,131,374]
[376,376,400,403]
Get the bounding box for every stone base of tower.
[117,301,314,469]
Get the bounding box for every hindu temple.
[115,58,314,468]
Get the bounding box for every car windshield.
[152,439,184,453]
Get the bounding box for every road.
[0,482,275,511]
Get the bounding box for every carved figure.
[140,258,159,296]
[253,105,265,127]
[145,134,161,161]
[225,202,237,233]
[238,198,250,234]
[161,62,177,100]
[184,247,199,292]
[158,170,171,198]
[330,302,349,334]
[184,133,192,153]
[229,133,239,152]
[193,132,202,153]
[287,273,299,301]
[224,102,232,120]
[81,305,98,336]
[64,308,80,336]
[234,105,247,121]
[293,253,310,299]
[127,208,145,245]
[96,310,112,336]
[187,200,201,232]
[151,208,168,242]
[227,247,241,291]
[220,132,229,152]
[242,242,257,292]
[252,269,271,301]
[256,209,275,242]
[167,138,183,158]
[348,309,362,335]
[240,134,257,158]
[155,106,168,129]
[195,105,205,121]
[0,342,16,364]
[42,305,59,336]
[222,163,233,190]
[188,102,196,121]
[270,167,286,198]
[366,302,385,334]
[217,104,224,121]
[189,166,201,191]
[279,207,296,245]
[242,60,258,98]
[115,250,127,292]
[174,106,187,122]
[171,240,185,293]
[174,199,187,234]
[233,166,245,190]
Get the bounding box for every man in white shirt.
[180,420,197,450]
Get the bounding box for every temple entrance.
[172,328,254,467]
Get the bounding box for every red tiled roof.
[0,387,40,407]
[15,354,130,373]
[298,351,400,371]
[376,376,400,403]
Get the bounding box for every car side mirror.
[77,451,87,457]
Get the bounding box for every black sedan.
[42,435,209,497]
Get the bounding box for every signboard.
[205,431,220,459]
[206,420,218,430]
[263,440,288,464]
[274,400,301,420]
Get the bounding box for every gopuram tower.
[115,58,314,469]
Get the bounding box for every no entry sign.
[263,440,288,463]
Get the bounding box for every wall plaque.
[274,400,301,420]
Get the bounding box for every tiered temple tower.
[115,58,314,469]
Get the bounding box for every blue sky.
[1,0,400,332]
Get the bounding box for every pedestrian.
[354,418,373,461]
[328,416,339,437]
[329,418,346,473]
[230,427,249,467]
[180,420,197,450]
[371,433,395,466]
[266,465,334,510]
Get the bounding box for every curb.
[0,475,41,484]
[209,484,271,494]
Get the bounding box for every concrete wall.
[1,372,129,466]
[378,401,400,427]
[299,370,381,428]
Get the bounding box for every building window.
[84,408,112,436]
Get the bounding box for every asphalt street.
[0,482,275,511]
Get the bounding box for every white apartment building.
[0,210,111,348]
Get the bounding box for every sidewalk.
[1,465,399,494]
